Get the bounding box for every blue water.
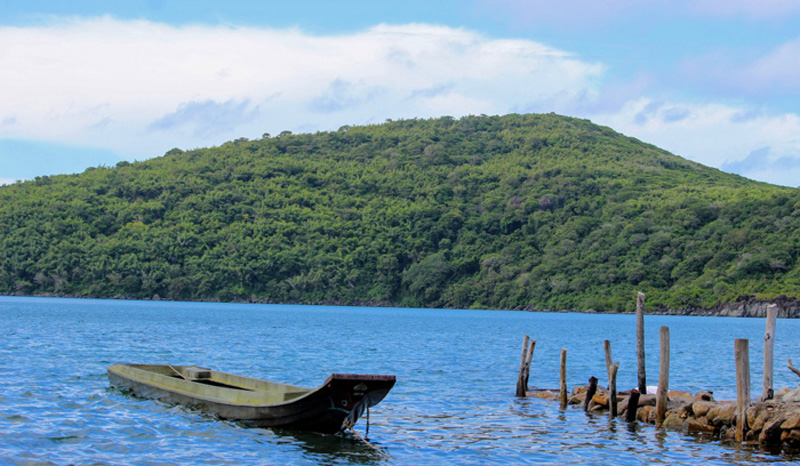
[1,297,799,465]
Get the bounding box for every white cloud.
[595,98,800,187]
[2,16,800,187]
[0,17,603,159]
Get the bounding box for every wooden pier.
[516,298,800,449]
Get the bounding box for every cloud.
[149,99,259,136]
[0,17,603,159]
[595,98,800,186]
[722,147,770,174]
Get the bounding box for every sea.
[2,296,799,465]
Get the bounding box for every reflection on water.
[1,296,800,465]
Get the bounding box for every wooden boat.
[107,363,395,434]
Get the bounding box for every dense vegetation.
[1,113,799,312]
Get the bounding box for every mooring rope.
[344,417,390,459]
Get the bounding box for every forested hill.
[1,113,799,312]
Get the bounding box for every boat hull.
[107,364,395,434]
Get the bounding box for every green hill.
[1,113,799,312]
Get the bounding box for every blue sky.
[2,0,800,186]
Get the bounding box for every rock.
[782,387,800,403]
[638,406,655,424]
[749,405,777,433]
[531,390,559,401]
[663,412,685,430]
[592,393,609,407]
[781,415,800,430]
[669,390,692,400]
[782,429,800,447]
[759,416,787,445]
[707,403,736,426]
[692,400,715,418]
[694,391,714,402]
[637,394,657,407]
[687,418,715,434]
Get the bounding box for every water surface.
[1,297,799,465]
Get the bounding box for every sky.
[2,1,800,187]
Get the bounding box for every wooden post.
[559,348,568,409]
[735,338,750,442]
[655,326,670,425]
[636,292,647,394]
[604,340,619,417]
[523,339,536,392]
[516,336,535,397]
[625,389,640,422]
[609,362,619,418]
[583,376,598,412]
[762,304,777,401]
[517,335,529,397]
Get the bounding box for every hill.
[1,113,799,312]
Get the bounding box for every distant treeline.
[1,113,799,312]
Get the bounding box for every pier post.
[655,326,670,426]
[559,349,568,409]
[604,340,619,417]
[625,389,640,423]
[762,304,777,401]
[636,292,647,394]
[583,376,598,412]
[609,362,619,418]
[735,338,750,442]
[516,336,536,397]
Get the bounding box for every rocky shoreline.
[532,384,800,448]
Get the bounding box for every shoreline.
[3,292,800,318]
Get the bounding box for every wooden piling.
[583,376,598,412]
[636,292,647,394]
[735,338,750,442]
[762,304,777,401]
[625,389,640,423]
[559,348,568,409]
[655,326,670,426]
[609,362,619,418]
[516,336,535,397]
[604,340,619,417]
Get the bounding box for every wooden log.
[559,348,568,409]
[762,304,777,401]
[625,389,640,422]
[603,339,619,418]
[516,335,530,397]
[523,339,536,393]
[583,376,598,412]
[636,292,647,394]
[655,326,670,426]
[609,362,619,418]
[735,338,750,442]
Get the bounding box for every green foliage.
[1,113,799,311]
